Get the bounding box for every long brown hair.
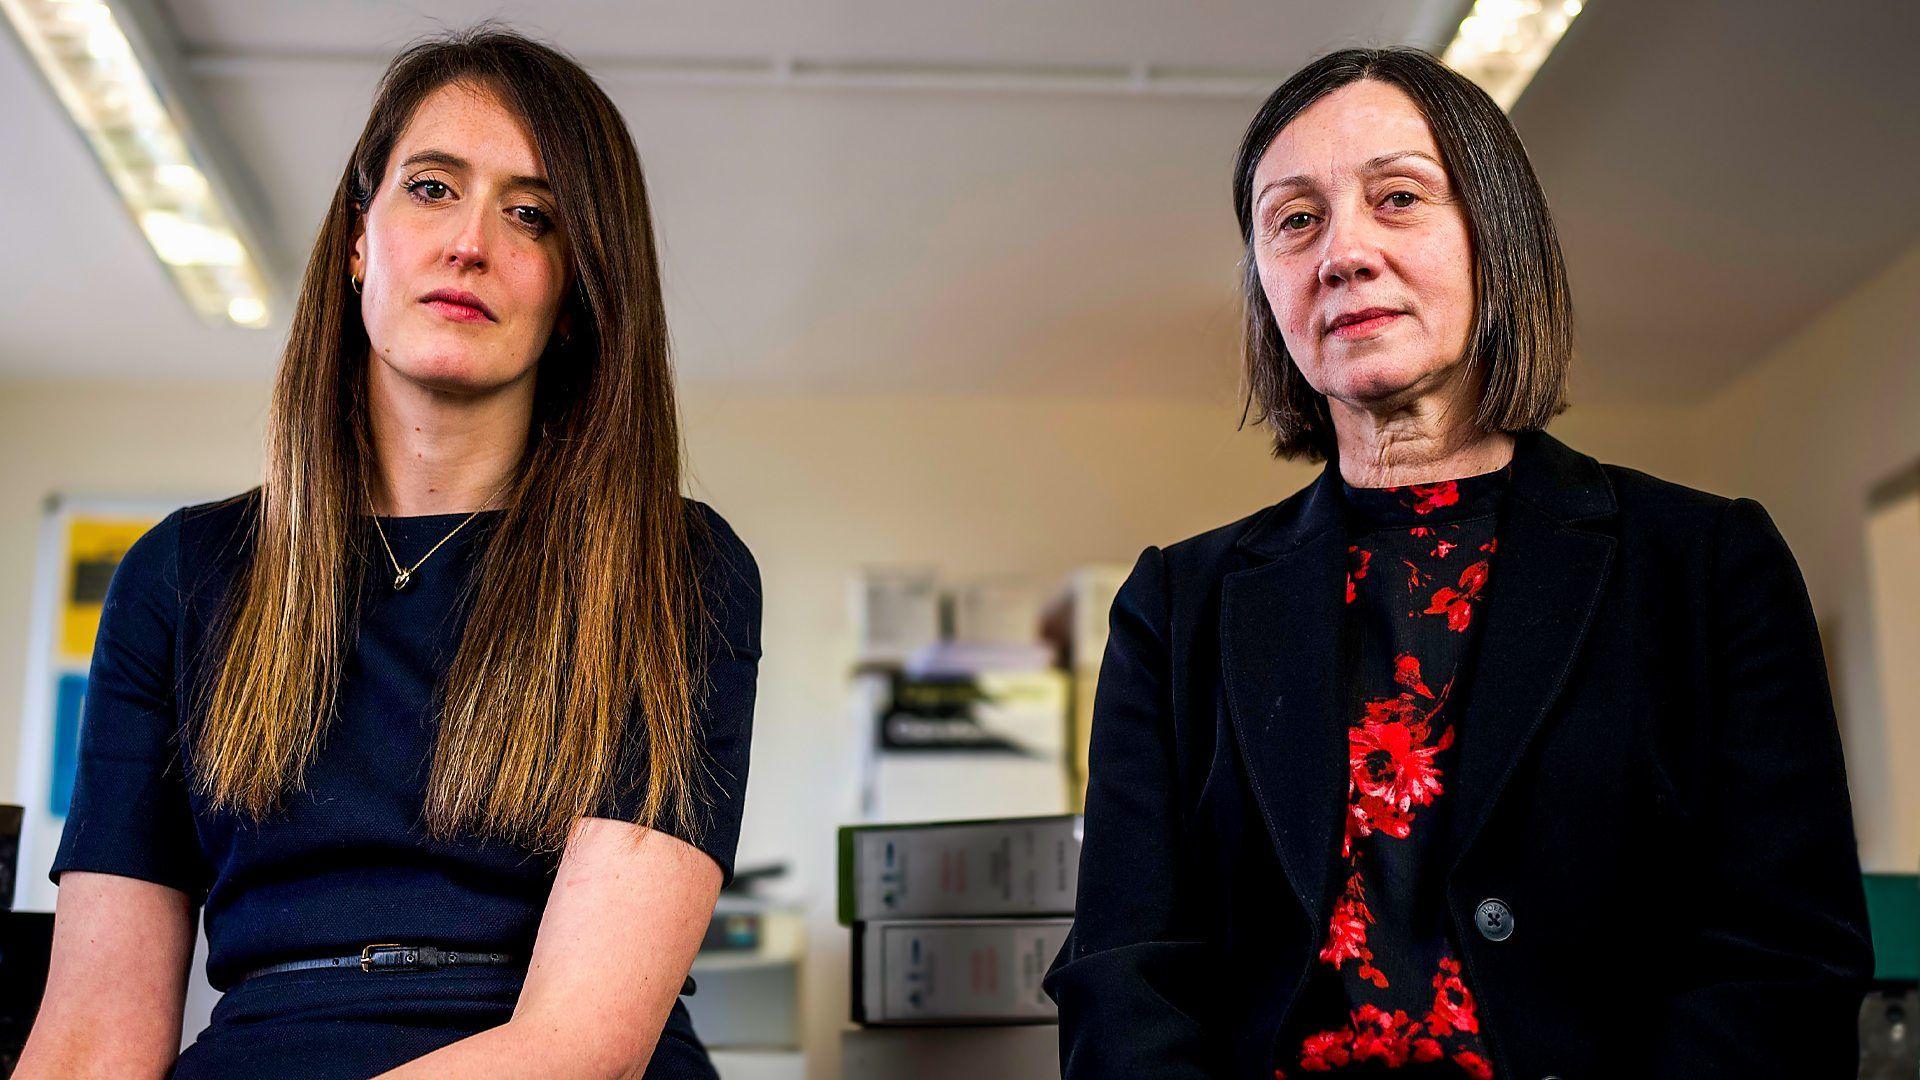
[1232,47,1574,461]
[194,25,706,853]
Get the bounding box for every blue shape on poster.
[51,672,87,817]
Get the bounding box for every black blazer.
[1044,431,1873,1079]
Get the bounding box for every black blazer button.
[1475,897,1514,942]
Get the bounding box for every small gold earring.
[350,272,363,295]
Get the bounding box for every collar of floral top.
[1339,462,1513,528]
[1234,431,1616,563]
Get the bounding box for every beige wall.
[1686,238,1920,874]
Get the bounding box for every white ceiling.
[3,0,1918,403]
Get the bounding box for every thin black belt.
[240,943,520,981]
[239,943,696,995]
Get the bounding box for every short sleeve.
[597,501,761,886]
[50,509,211,900]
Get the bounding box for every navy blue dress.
[50,491,761,1079]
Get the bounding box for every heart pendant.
[393,570,412,591]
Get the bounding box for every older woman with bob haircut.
[18,26,758,1080]
[1047,47,1871,1079]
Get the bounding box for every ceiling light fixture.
[1442,0,1587,112]
[2,0,277,328]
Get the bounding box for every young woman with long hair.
[18,26,760,1079]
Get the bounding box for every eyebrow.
[1258,150,1447,204]
[398,149,551,194]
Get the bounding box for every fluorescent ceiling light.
[1443,0,1586,112]
[2,0,275,328]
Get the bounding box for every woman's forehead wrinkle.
[1255,88,1445,205]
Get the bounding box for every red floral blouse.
[1275,466,1510,1079]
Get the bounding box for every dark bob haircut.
[1233,47,1573,461]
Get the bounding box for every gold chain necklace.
[367,477,510,591]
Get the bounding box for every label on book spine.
[855,918,1072,1025]
[842,815,1081,924]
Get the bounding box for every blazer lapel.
[1221,433,1621,919]
[1221,464,1349,926]
[1440,432,1618,873]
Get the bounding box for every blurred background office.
[1,1,1917,1078]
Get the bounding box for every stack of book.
[839,814,1081,1026]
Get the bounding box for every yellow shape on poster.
[60,516,158,663]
